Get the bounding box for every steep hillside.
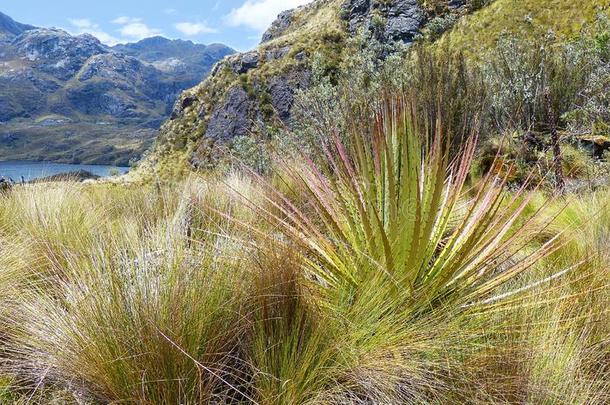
[442,0,610,54]
[147,0,433,176]
[0,14,234,166]
[144,0,610,179]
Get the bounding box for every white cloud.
[69,18,94,29]
[110,16,162,41]
[118,22,163,40]
[174,22,217,36]
[226,0,312,32]
[111,16,141,25]
[68,18,123,46]
[164,8,178,15]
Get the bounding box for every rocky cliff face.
[152,0,428,171]
[0,14,234,165]
[341,0,424,42]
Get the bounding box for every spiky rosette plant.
[240,96,569,401]
[254,97,560,307]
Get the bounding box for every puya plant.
[240,95,573,400]
[256,95,564,309]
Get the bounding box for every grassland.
[0,94,609,403]
[0,120,156,166]
[442,0,610,55]
[1,1,610,402]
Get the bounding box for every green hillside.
[443,0,610,53]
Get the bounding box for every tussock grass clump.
[0,180,257,403]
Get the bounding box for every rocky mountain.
[114,37,231,72]
[112,38,233,98]
[0,13,234,166]
[149,0,438,174]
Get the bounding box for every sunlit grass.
[442,0,610,58]
[0,108,607,403]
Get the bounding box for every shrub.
[427,14,458,40]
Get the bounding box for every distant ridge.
[0,12,235,166]
[0,11,35,40]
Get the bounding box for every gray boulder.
[228,51,260,74]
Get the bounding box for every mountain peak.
[0,11,36,41]
[135,36,173,46]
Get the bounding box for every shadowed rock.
[203,87,254,142]
[268,70,312,122]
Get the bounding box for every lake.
[0,161,129,182]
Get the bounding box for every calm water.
[0,161,129,182]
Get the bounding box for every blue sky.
[2,0,312,51]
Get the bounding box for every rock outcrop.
[268,69,312,121]
[228,51,260,74]
[204,86,254,142]
[261,9,298,43]
[341,0,425,42]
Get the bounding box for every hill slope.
[0,11,34,41]
[0,14,234,166]
[147,0,432,176]
[143,0,610,178]
[442,0,610,54]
